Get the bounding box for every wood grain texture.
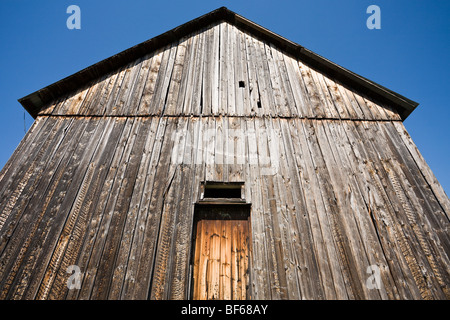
[40,22,399,121]
[192,216,250,300]
[1,20,448,300]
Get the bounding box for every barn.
[0,7,449,300]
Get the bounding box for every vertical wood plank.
[125,53,153,115]
[221,219,232,300]
[138,47,164,115]
[297,61,326,118]
[164,36,189,115]
[15,117,107,299]
[107,117,157,299]
[66,117,136,300]
[42,117,128,300]
[118,117,168,299]
[112,57,145,115]
[149,44,178,115]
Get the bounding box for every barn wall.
[0,20,449,300]
[0,115,448,300]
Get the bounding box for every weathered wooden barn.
[0,7,449,300]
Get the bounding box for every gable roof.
[18,6,418,120]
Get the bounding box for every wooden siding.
[38,22,400,121]
[0,20,448,300]
[0,115,448,300]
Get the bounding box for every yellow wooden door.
[192,219,249,300]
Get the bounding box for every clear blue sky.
[0,0,449,195]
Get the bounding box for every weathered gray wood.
[268,118,300,299]
[0,119,71,239]
[0,116,45,197]
[245,117,270,299]
[214,116,224,182]
[283,55,312,117]
[41,117,127,300]
[21,117,115,300]
[0,117,61,208]
[138,48,164,115]
[231,25,244,117]
[202,25,214,116]
[0,117,55,232]
[69,118,136,299]
[149,147,184,299]
[244,34,269,116]
[90,117,152,300]
[342,119,419,299]
[318,119,383,299]
[1,20,448,301]
[326,119,398,299]
[123,55,152,115]
[105,118,157,299]
[204,116,215,182]
[252,37,276,117]
[271,45,298,117]
[5,117,104,299]
[76,77,106,115]
[111,58,143,115]
[242,32,260,116]
[149,44,178,115]
[351,120,427,299]
[298,61,327,118]
[218,22,228,116]
[279,119,325,299]
[297,118,356,299]
[190,29,206,116]
[165,36,189,115]
[255,117,288,299]
[309,68,339,119]
[118,117,169,299]
[392,121,450,217]
[130,118,177,299]
[264,45,286,116]
[174,36,194,117]
[321,75,351,119]
[84,74,113,116]
[0,118,80,299]
[376,121,449,298]
[57,86,88,115]
[289,118,344,299]
[168,118,199,299]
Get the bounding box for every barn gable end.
[0,7,449,300]
[33,20,401,121]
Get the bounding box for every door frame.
[188,201,252,300]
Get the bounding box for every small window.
[204,186,241,199]
[201,182,243,200]
[238,81,245,88]
[199,182,245,202]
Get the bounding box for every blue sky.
[0,0,448,194]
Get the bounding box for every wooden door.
[192,217,250,300]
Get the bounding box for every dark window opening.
[203,183,242,199]
[239,81,245,88]
[257,100,262,108]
